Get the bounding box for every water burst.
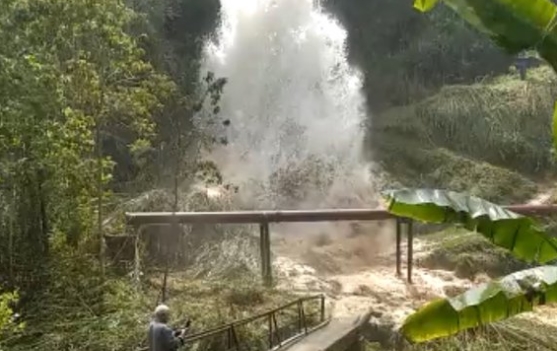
[199,0,377,210]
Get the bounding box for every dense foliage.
[0,0,170,288]
[384,188,557,263]
[0,0,223,325]
[395,0,557,343]
[412,0,557,151]
[325,0,513,112]
[387,188,557,344]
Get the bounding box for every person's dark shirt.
[148,321,182,351]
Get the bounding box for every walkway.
[176,296,373,351]
[279,310,372,351]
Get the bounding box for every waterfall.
[200,0,377,210]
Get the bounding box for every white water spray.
[201,0,377,210]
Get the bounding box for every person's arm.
[162,325,184,351]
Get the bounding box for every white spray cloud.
[199,0,378,210]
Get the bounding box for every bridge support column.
[132,224,143,289]
[407,219,413,284]
[260,222,272,287]
[395,218,414,284]
[396,219,402,276]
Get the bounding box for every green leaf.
[0,290,22,333]
[440,0,557,70]
[413,0,440,12]
[401,265,557,343]
[382,188,557,263]
[553,101,557,152]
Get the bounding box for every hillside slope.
[370,66,556,204]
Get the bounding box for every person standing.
[148,305,186,351]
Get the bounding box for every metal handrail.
[183,294,327,350]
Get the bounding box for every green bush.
[418,228,529,279]
[0,291,22,335]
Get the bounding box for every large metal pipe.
[126,209,394,226]
[126,205,557,226]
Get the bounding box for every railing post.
[272,311,281,346]
[227,327,232,350]
[230,325,240,350]
[297,300,303,333]
[407,219,414,284]
[259,222,272,287]
[268,313,273,348]
[320,295,325,322]
[395,218,402,276]
[133,224,142,290]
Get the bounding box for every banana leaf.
[413,0,557,150]
[382,188,557,263]
[414,0,439,11]
[413,0,557,70]
[554,101,557,152]
[401,265,557,343]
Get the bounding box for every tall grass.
[1,261,296,351]
[371,67,555,204]
[407,319,557,351]
[376,66,556,176]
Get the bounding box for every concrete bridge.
[277,310,376,351]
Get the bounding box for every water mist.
[199,0,378,212]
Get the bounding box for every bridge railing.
[182,294,328,351]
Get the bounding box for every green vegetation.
[2,271,295,351]
[2,0,557,349]
[0,0,171,293]
[372,67,555,204]
[352,0,557,205]
[384,188,557,263]
[394,0,557,344]
[419,228,528,279]
[381,67,555,173]
[403,265,557,343]
[382,188,557,344]
[411,0,557,150]
[0,291,22,338]
[367,319,557,351]
[326,0,513,111]
[363,225,557,350]
[413,0,557,73]
[0,0,232,350]
[374,141,538,204]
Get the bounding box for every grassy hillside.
[371,66,556,204]
[3,271,296,351]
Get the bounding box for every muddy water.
[273,232,557,328]
[273,234,476,326]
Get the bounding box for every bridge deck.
[279,311,372,351]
